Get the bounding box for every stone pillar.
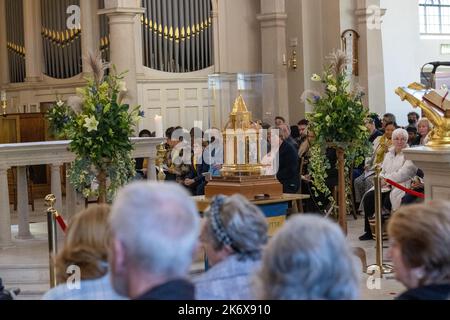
[80,0,100,75]
[147,156,156,181]
[51,164,63,215]
[211,0,221,72]
[0,0,9,85]
[0,166,12,247]
[99,0,145,108]
[404,148,450,201]
[65,163,77,220]
[257,0,289,122]
[16,166,32,239]
[356,0,387,116]
[23,0,43,82]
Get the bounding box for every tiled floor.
[0,205,405,300]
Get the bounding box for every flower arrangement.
[306,50,370,210]
[46,53,143,203]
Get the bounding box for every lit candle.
[154,115,164,138]
[194,120,203,130]
[0,90,6,102]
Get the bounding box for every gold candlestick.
[1,100,6,117]
[155,142,167,181]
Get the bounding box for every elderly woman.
[255,215,359,300]
[194,194,268,300]
[359,128,417,240]
[43,205,125,300]
[388,201,450,300]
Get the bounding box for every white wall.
[286,0,304,123]
[381,0,450,126]
[216,0,261,73]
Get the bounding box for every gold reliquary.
[205,95,283,200]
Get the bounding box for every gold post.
[336,148,347,235]
[367,166,394,277]
[45,194,58,288]
[374,165,383,270]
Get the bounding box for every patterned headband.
[208,195,234,248]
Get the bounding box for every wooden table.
[194,193,310,212]
[193,193,310,237]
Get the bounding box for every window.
[420,0,450,35]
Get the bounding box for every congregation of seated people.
[137,112,430,213]
[40,180,450,301]
[38,110,449,301]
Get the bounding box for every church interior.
[1,0,450,301]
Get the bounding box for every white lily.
[83,115,99,132]
[311,74,321,82]
[56,100,64,107]
[118,81,127,93]
[327,85,338,93]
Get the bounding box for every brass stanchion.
[336,148,347,235]
[156,143,167,181]
[45,194,58,288]
[367,166,394,277]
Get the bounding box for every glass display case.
[207,73,275,129]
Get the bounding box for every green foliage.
[306,50,371,212]
[45,99,75,138]
[47,66,143,202]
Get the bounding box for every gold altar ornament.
[221,95,265,176]
[396,83,450,148]
[155,142,167,181]
[205,94,283,200]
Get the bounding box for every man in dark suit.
[276,124,300,194]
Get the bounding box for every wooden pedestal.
[205,176,283,200]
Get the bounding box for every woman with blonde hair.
[43,205,125,300]
[388,201,450,300]
[415,117,433,146]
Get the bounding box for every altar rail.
[0,137,164,246]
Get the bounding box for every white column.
[16,166,32,239]
[147,156,156,181]
[80,0,100,75]
[211,0,222,72]
[0,0,9,85]
[99,0,145,108]
[51,164,63,215]
[23,0,43,82]
[356,0,387,116]
[65,163,77,220]
[257,0,290,122]
[0,166,12,247]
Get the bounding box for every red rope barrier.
[54,214,67,233]
[385,179,425,199]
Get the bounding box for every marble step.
[0,264,50,283]
[0,265,50,300]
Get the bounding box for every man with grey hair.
[109,182,200,300]
[255,215,359,300]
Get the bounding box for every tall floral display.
[47,53,143,203]
[307,50,370,232]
